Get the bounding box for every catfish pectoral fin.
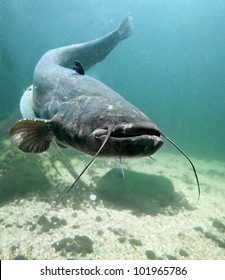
[9,118,54,153]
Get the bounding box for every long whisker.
[160,132,200,202]
[48,126,113,212]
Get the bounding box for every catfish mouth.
[92,125,163,157]
[93,125,162,141]
[110,127,161,139]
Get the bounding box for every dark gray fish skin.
[10,16,163,157]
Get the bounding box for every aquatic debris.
[212,218,225,233]
[194,225,225,250]
[128,238,142,246]
[37,215,67,233]
[118,237,127,243]
[13,255,28,260]
[194,226,204,233]
[165,254,178,260]
[108,226,126,236]
[145,250,157,260]
[97,230,104,236]
[95,216,102,222]
[179,249,189,257]
[52,235,93,257]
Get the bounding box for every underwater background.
[0,0,225,260]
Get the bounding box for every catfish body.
[10,16,163,157]
[10,15,200,204]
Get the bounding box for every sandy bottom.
[0,148,225,260]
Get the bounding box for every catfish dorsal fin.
[73,61,85,75]
[161,132,200,201]
[9,118,54,153]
